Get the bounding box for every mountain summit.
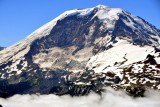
[0,5,160,97]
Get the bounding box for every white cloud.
[0,88,160,107]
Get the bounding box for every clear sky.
[0,0,160,47]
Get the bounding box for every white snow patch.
[87,39,154,74]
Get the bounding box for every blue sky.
[0,0,160,47]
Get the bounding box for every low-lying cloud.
[0,88,160,107]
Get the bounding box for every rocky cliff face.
[0,5,160,98]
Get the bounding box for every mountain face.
[0,5,160,98]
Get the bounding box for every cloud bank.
[0,88,160,107]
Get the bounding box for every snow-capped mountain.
[0,5,160,97]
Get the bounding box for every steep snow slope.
[86,39,160,89]
[87,39,154,74]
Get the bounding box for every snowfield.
[87,39,154,74]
